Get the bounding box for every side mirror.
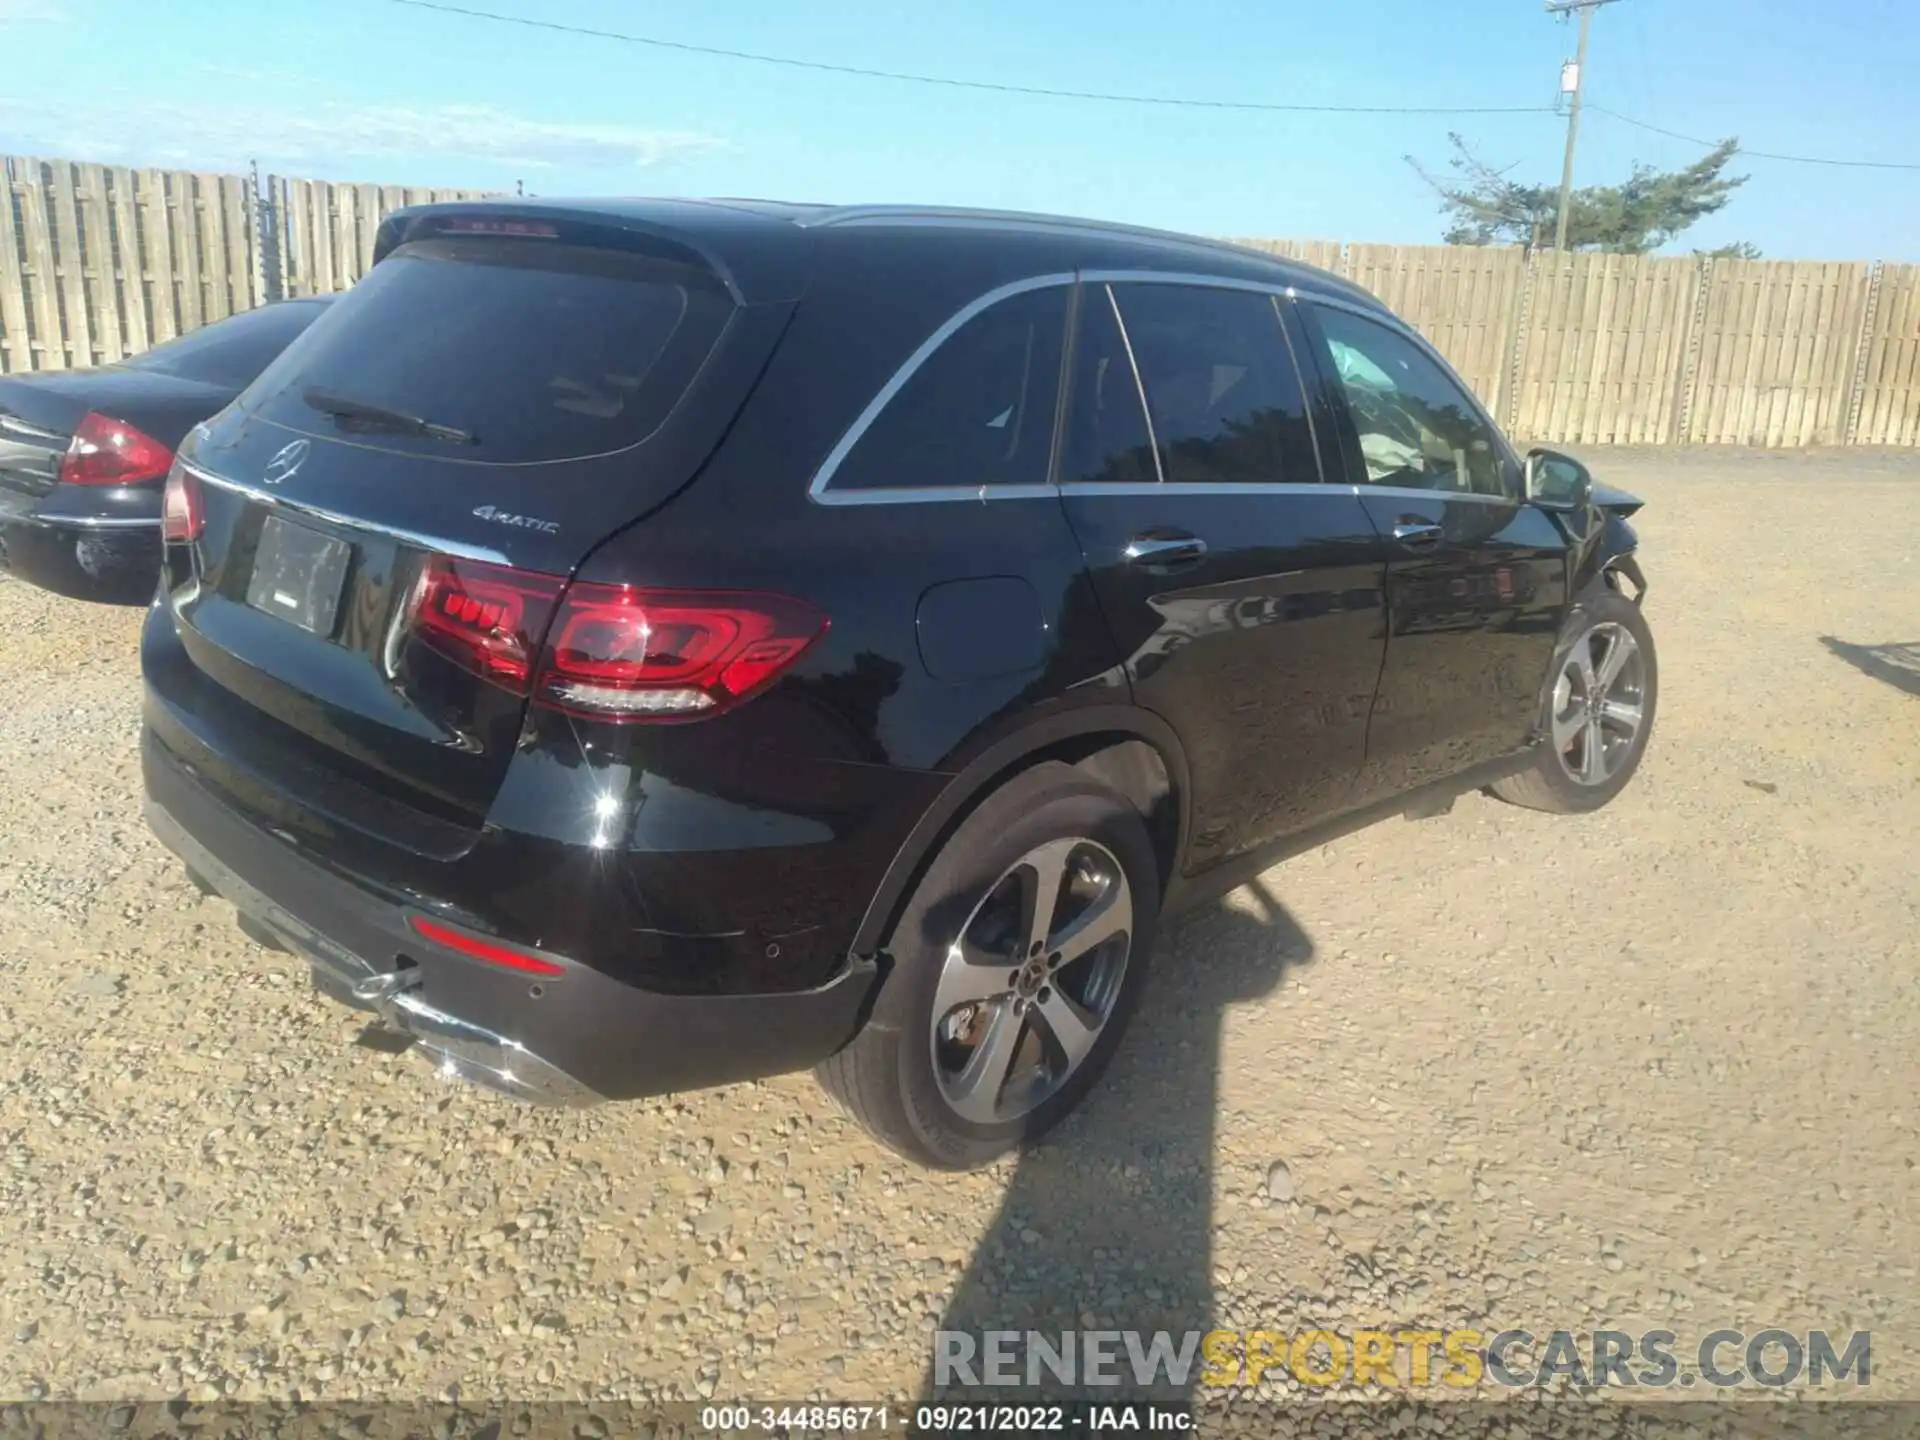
[1525,448,1593,512]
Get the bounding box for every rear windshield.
[123,300,329,389]
[241,236,735,465]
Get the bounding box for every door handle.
[1391,521,1444,548]
[1124,534,1207,566]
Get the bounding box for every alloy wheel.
[928,837,1133,1125]
[1550,620,1647,786]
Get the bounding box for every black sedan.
[0,297,332,604]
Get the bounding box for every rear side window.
[1110,283,1318,485]
[243,237,734,465]
[122,301,328,390]
[827,284,1068,492]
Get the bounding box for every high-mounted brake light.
[60,411,174,487]
[435,217,559,238]
[160,462,204,543]
[403,557,827,721]
[407,915,566,977]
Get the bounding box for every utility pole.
[1547,0,1619,251]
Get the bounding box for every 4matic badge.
[471,505,560,535]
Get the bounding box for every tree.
[1407,133,1757,255]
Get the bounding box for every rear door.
[1056,279,1388,872]
[159,220,792,834]
[1295,300,1570,803]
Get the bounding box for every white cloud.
[0,92,730,176]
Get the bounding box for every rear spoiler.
[370,200,814,306]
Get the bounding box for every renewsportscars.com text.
[933,1328,1871,1389]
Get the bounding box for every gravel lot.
[1,447,1915,1410]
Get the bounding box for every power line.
[1591,104,1920,172]
[380,0,1920,170]
[381,0,1556,116]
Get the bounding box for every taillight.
[404,556,827,721]
[538,585,829,719]
[160,463,204,543]
[411,556,564,693]
[60,411,174,486]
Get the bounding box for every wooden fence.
[4,153,1918,447]
[1232,239,1920,446]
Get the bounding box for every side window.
[1059,285,1158,486]
[1310,305,1509,498]
[1110,283,1318,485]
[828,285,1068,491]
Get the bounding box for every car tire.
[817,762,1160,1170]
[1491,585,1657,815]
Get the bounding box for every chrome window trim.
[1083,269,1382,315]
[1,413,68,442]
[38,514,163,529]
[181,462,512,565]
[1057,480,1516,505]
[1099,283,1166,486]
[812,483,1062,506]
[1062,480,1334,498]
[1358,484,1519,508]
[805,266,1525,510]
[808,272,1076,506]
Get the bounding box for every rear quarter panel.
[537,231,1146,982]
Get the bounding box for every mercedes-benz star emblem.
[262,439,310,486]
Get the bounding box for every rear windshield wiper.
[302,387,477,446]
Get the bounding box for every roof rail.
[805,204,1370,296]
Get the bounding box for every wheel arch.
[847,706,1191,960]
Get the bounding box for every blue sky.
[2,0,1916,259]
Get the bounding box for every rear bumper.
[0,484,160,604]
[143,730,879,1105]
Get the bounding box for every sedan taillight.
[60,411,175,487]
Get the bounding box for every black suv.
[142,200,1655,1169]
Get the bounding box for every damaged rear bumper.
[143,731,878,1107]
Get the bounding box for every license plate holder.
[246,514,352,637]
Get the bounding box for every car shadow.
[1819,636,1920,699]
[923,877,1313,1405]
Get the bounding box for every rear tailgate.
[154,216,802,841]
